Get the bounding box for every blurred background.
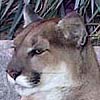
[0,0,100,45]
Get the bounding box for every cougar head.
[6,12,88,96]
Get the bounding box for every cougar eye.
[28,49,45,57]
[35,49,44,54]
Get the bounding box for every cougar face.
[7,18,73,95]
[6,12,100,99]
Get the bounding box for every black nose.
[6,68,22,80]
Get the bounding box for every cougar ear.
[56,12,88,48]
[23,4,42,27]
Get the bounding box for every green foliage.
[0,0,23,39]
[75,0,100,45]
[0,0,63,39]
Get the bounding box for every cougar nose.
[6,68,22,80]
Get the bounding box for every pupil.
[35,49,42,54]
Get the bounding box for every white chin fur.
[7,74,34,96]
[16,75,32,88]
[15,86,38,96]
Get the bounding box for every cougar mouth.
[7,73,40,96]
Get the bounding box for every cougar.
[6,4,100,100]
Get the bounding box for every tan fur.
[7,13,100,100]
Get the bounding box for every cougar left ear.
[23,4,42,27]
[56,12,88,48]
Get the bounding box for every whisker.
[39,72,66,74]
